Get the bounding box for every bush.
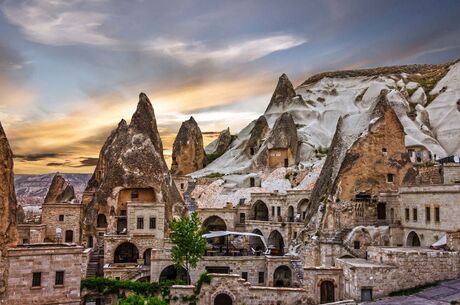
[205,172,224,178]
[205,153,223,164]
[118,295,168,305]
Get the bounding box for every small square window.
[137,217,144,229]
[241,272,248,281]
[405,208,410,222]
[149,217,156,229]
[55,271,64,286]
[354,241,361,249]
[180,183,184,190]
[58,215,64,221]
[258,272,264,284]
[131,190,139,200]
[413,208,418,222]
[382,148,387,153]
[271,206,275,217]
[435,207,440,222]
[387,173,394,183]
[425,207,431,222]
[32,272,41,287]
[120,210,127,216]
[277,206,281,216]
[22,239,29,244]
[239,213,246,224]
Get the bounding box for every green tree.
[169,211,207,285]
[117,294,167,305]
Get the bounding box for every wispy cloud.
[1,0,116,46]
[145,34,307,65]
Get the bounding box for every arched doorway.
[249,229,265,254]
[253,200,269,221]
[268,230,284,256]
[406,231,421,247]
[320,281,335,304]
[159,265,189,283]
[143,248,152,265]
[65,230,74,242]
[297,199,310,221]
[97,214,107,228]
[114,242,139,263]
[202,216,227,232]
[273,265,292,287]
[287,206,294,222]
[214,293,233,305]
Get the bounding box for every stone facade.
[5,244,83,305]
[41,203,82,243]
[17,224,46,244]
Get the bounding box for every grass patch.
[205,152,223,164]
[388,281,440,297]
[205,172,224,178]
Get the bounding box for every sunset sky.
[1,0,459,174]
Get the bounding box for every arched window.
[114,242,139,263]
[273,265,292,287]
[97,214,107,228]
[252,200,269,221]
[297,199,310,221]
[159,265,189,283]
[268,230,284,256]
[202,216,227,232]
[249,229,265,253]
[287,206,295,222]
[406,231,421,247]
[214,293,233,305]
[143,248,152,266]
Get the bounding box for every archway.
[273,265,292,287]
[297,199,310,221]
[249,229,265,254]
[65,230,74,243]
[253,200,269,221]
[287,206,295,222]
[114,242,139,263]
[202,216,227,233]
[406,231,421,247]
[214,293,233,305]
[268,230,284,256]
[320,281,335,303]
[159,265,189,283]
[143,248,152,265]
[97,214,107,228]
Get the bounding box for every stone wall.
[41,203,82,243]
[6,244,83,305]
[170,273,310,305]
[443,164,460,184]
[303,267,343,304]
[17,224,46,244]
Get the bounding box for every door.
[65,230,73,242]
[361,288,373,301]
[377,202,386,220]
[284,158,289,167]
[320,281,335,304]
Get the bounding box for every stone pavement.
[362,279,460,304]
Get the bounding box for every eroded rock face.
[0,122,18,294]
[266,112,298,155]
[205,128,233,156]
[44,174,75,204]
[83,93,184,235]
[243,115,269,156]
[265,74,298,112]
[171,117,206,175]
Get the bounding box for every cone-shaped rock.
[44,174,76,204]
[171,117,206,175]
[264,74,297,113]
[205,128,233,155]
[243,115,269,156]
[0,122,18,294]
[83,93,184,234]
[266,112,299,154]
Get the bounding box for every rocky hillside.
[14,173,91,206]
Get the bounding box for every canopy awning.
[431,234,447,248]
[203,230,267,249]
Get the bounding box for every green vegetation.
[205,172,224,178]
[317,147,329,155]
[181,272,212,305]
[169,212,207,285]
[117,295,167,305]
[205,152,223,164]
[317,97,325,103]
[388,281,440,297]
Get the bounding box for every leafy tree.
[169,211,207,284]
[117,294,167,305]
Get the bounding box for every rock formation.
[265,74,298,112]
[44,174,76,204]
[171,117,207,175]
[0,122,18,295]
[243,115,269,157]
[266,112,298,156]
[83,93,184,235]
[205,128,233,156]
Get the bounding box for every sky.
[0,0,459,174]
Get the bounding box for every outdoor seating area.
[203,231,271,257]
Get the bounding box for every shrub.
[205,172,224,178]
[118,295,168,305]
[205,153,223,164]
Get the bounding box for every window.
[405,208,410,222]
[413,208,418,222]
[354,241,361,249]
[250,148,255,155]
[425,207,431,222]
[387,173,394,183]
[137,217,144,229]
[32,272,41,287]
[241,272,248,281]
[271,206,275,217]
[277,206,281,216]
[131,190,139,200]
[435,207,440,222]
[382,148,387,154]
[22,239,29,244]
[250,177,255,187]
[258,272,264,284]
[293,232,297,239]
[58,215,64,221]
[408,149,414,157]
[180,183,184,191]
[149,217,156,229]
[120,210,127,216]
[239,198,246,205]
[55,271,64,286]
[239,213,246,224]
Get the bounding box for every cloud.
[76,157,99,167]
[145,34,307,65]
[1,0,117,46]
[15,153,61,161]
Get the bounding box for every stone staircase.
[184,180,198,212]
[86,250,100,278]
[290,258,304,287]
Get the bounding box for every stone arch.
[406,231,421,247]
[297,199,310,221]
[202,215,227,232]
[159,265,189,283]
[114,242,139,263]
[287,205,295,222]
[213,293,233,305]
[143,248,152,265]
[268,230,284,256]
[211,290,236,305]
[273,265,292,287]
[97,214,107,228]
[348,227,372,251]
[252,200,269,221]
[249,229,265,253]
[320,280,335,303]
